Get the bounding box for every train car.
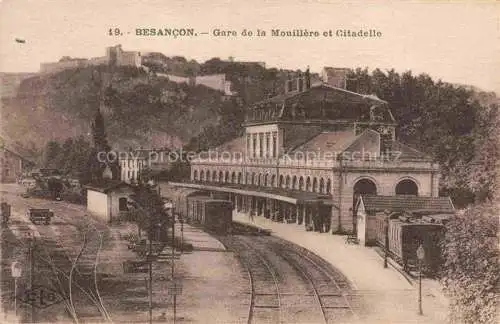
[187,196,232,234]
[375,211,446,275]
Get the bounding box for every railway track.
[221,234,359,323]
[229,237,283,324]
[260,236,357,323]
[3,193,113,323]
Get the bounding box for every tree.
[89,108,120,182]
[91,108,110,152]
[43,141,62,169]
[440,203,499,324]
[128,183,170,240]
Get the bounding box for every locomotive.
[374,211,451,275]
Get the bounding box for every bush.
[60,191,86,205]
[440,203,499,324]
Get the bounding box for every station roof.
[168,181,335,206]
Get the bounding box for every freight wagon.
[375,211,447,275]
[160,184,233,235]
[187,196,233,234]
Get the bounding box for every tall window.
[252,134,257,158]
[259,133,263,157]
[265,134,270,158]
[246,135,251,157]
[272,132,277,158]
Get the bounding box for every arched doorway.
[352,178,378,233]
[395,179,419,196]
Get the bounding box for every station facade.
[183,71,440,234]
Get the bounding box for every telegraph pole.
[171,207,176,324]
[148,231,152,324]
[28,234,35,323]
[384,211,389,268]
[417,244,425,315]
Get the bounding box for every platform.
[175,223,227,252]
[233,211,449,324]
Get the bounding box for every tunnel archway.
[395,179,419,196]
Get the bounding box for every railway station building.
[176,71,441,234]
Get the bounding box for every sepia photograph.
[0,0,498,323]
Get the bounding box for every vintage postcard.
[0,0,498,323]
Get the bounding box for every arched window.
[306,177,311,191]
[225,171,230,183]
[212,171,216,182]
[231,172,236,183]
[238,172,242,184]
[326,179,331,194]
[252,173,256,185]
[200,170,204,182]
[264,174,269,187]
[354,179,377,196]
[319,178,325,194]
[271,174,276,187]
[285,175,291,188]
[219,171,224,182]
[312,178,318,192]
[299,177,304,191]
[279,175,284,188]
[292,176,297,189]
[395,179,418,196]
[193,169,198,181]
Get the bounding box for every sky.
[1,0,499,93]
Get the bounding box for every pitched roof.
[391,141,430,160]
[360,195,455,213]
[290,131,360,156]
[253,83,387,106]
[84,181,133,193]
